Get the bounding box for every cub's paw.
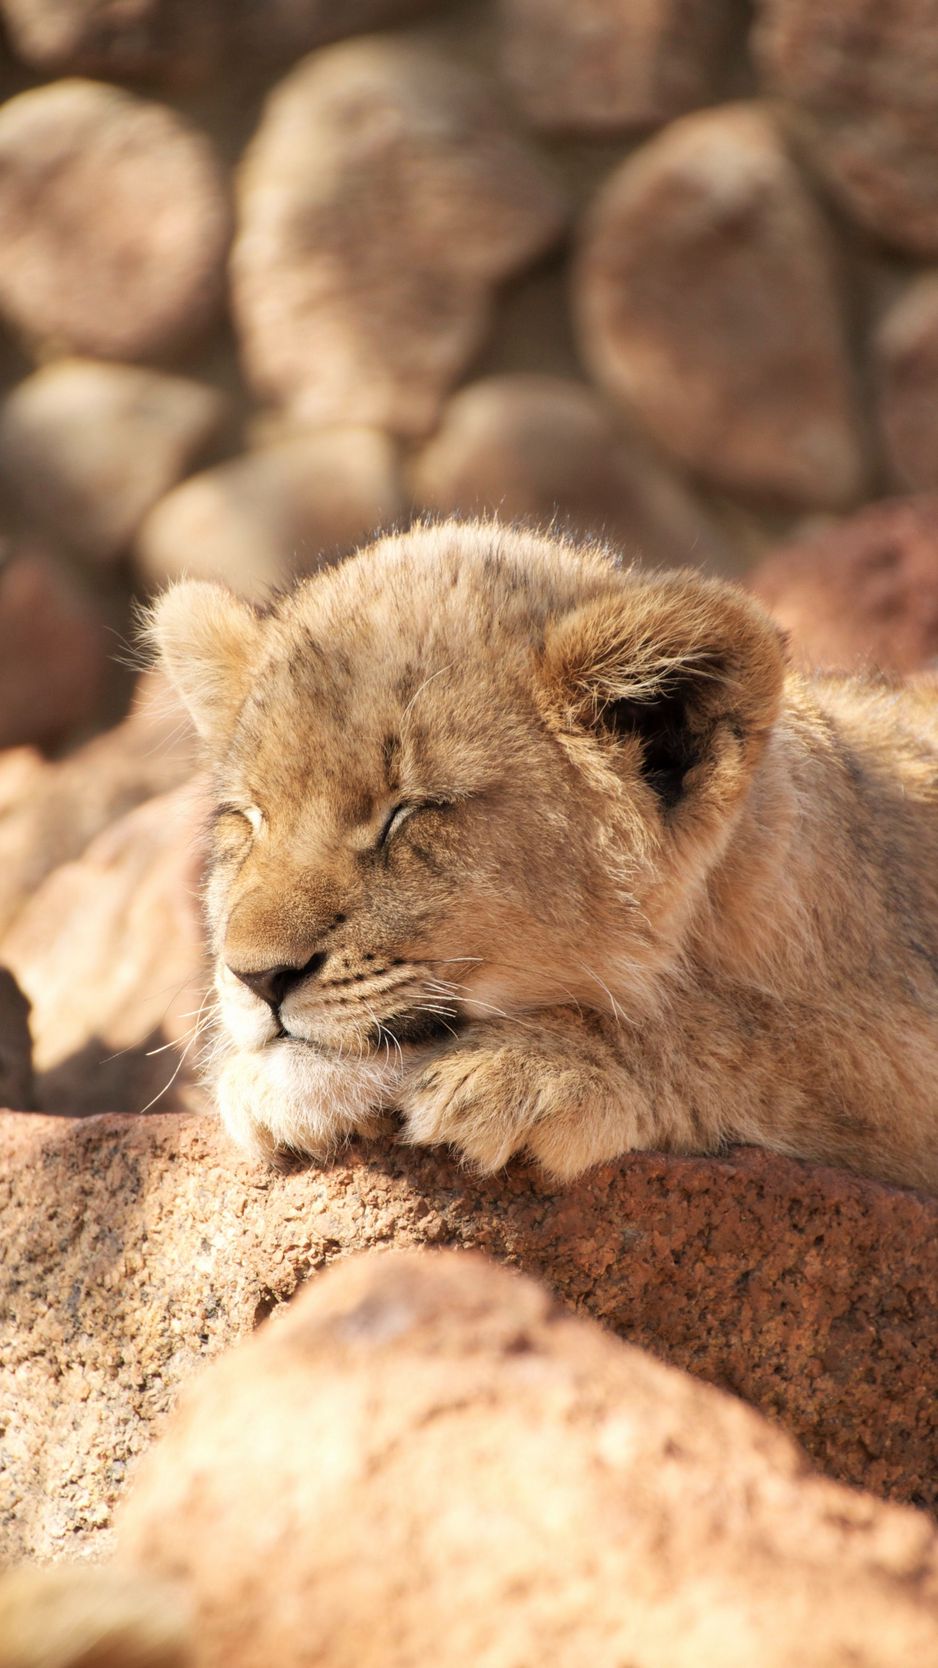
[398,1031,625,1179]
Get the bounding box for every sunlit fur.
[149,521,938,1192]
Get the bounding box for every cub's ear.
[539,572,786,813]
[144,581,261,745]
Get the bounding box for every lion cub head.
[150,522,784,1161]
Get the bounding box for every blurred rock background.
[2,0,938,758]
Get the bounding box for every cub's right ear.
[144,581,260,746]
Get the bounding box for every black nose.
[229,950,327,1010]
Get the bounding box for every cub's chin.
[214,1039,404,1168]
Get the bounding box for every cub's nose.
[229,950,327,1010]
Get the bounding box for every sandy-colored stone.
[0,80,231,362]
[0,672,198,941]
[498,0,734,133]
[1,1110,934,1563]
[135,430,403,599]
[754,0,938,255]
[0,547,109,752]
[875,274,938,491]
[117,1251,938,1668]
[575,103,865,508]
[411,374,732,569]
[0,787,209,1118]
[0,362,228,565]
[750,496,938,673]
[231,38,566,435]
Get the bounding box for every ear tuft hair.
[144,581,260,745]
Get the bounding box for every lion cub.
[151,522,938,1193]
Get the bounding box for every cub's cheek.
[215,961,278,1052]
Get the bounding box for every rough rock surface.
[231,38,567,434]
[410,374,732,569]
[0,786,209,1116]
[0,0,438,80]
[0,80,231,362]
[575,103,865,508]
[750,496,938,673]
[753,0,938,256]
[117,1251,938,1668]
[136,429,403,598]
[498,0,734,134]
[0,546,109,753]
[0,362,228,565]
[875,274,938,491]
[1,1110,934,1562]
[0,671,198,941]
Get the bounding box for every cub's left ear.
[144,580,261,747]
[539,572,786,812]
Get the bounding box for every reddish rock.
[1,1111,934,1561]
[0,547,109,752]
[875,274,938,491]
[0,672,198,941]
[136,429,403,599]
[498,0,734,134]
[0,80,231,362]
[750,496,938,672]
[117,1251,938,1668]
[410,374,732,569]
[231,38,567,435]
[575,104,865,509]
[0,787,209,1117]
[0,362,228,565]
[753,0,938,255]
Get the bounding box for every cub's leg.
[398,1007,680,1181]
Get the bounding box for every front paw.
[399,1042,537,1172]
[214,1043,401,1167]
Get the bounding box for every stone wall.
[3,0,938,750]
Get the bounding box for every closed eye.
[377,803,417,847]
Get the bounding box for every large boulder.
[0,80,231,362]
[574,103,865,508]
[136,429,403,599]
[410,375,733,570]
[753,0,938,256]
[230,38,567,434]
[116,1250,938,1668]
[1,1110,934,1562]
[750,496,938,672]
[0,362,229,565]
[0,546,110,752]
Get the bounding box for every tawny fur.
[149,522,938,1193]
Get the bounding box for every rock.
[750,496,938,673]
[1,1112,934,1562]
[135,429,404,599]
[0,362,228,565]
[0,546,109,752]
[0,80,231,362]
[0,0,438,81]
[231,38,567,435]
[116,1251,938,1668]
[0,671,198,940]
[753,0,938,256]
[0,1563,192,1668]
[574,103,866,509]
[0,785,209,1117]
[498,0,734,134]
[875,274,938,491]
[411,375,733,569]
